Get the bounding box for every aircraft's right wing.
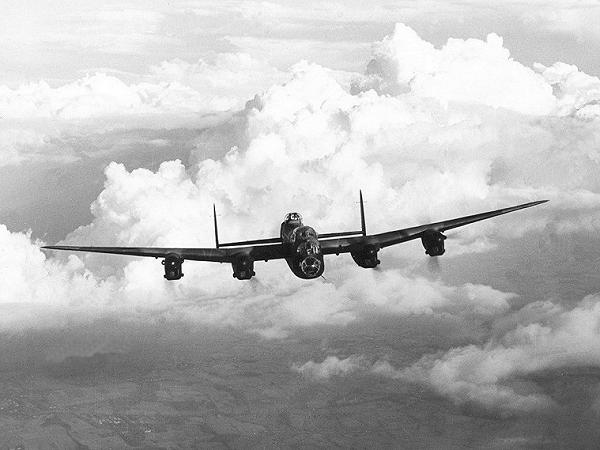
[320,199,548,255]
[42,243,290,262]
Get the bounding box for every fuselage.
[280,213,324,279]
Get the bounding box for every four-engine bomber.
[43,192,547,281]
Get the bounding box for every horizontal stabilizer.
[218,237,282,248]
[318,231,364,240]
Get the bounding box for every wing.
[42,243,290,262]
[320,199,548,255]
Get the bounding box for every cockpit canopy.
[284,212,303,223]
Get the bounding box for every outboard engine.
[421,229,446,256]
[232,254,255,280]
[351,244,381,268]
[163,253,184,280]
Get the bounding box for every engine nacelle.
[232,254,255,280]
[421,230,446,256]
[162,254,184,280]
[351,245,381,268]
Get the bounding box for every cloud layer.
[2,25,600,355]
[4,0,600,83]
[0,52,286,169]
[0,53,285,121]
[292,292,600,416]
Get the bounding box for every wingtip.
[522,199,548,207]
[41,245,70,250]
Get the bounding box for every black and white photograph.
[1,0,600,448]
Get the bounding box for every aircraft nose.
[301,256,322,276]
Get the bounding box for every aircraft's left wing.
[320,199,547,255]
[42,243,290,262]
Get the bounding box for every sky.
[2,0,600,447]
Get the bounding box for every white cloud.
[337,269,515,316]
[67,160,212,250]
[0,54,285,121]
[187,44,600,240]
[292,353,553,415]
[292,355,367,380]
[0,225,113,330]
[0,52,286,166]
[356,24,556,115]
[293,291,600,414]
[392,295,600,415]
[354,24,600,121]
[536,61,600,118]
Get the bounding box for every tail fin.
[359,190,366,236]
[213,204,220,249]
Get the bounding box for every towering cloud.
[357,24,556,115]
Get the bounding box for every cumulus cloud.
[192,58,556,239]
[355,23,600,120]
[292,355,367,380]
[383,295,600,416]
[536,61,600,118]
[0,225,112,330]
[191,35,600,237]
[354,24,555,114]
